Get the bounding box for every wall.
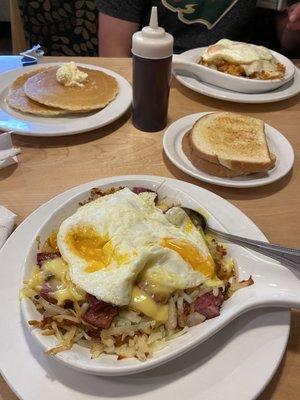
[0,0,11,21]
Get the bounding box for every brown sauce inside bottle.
[132,55,172,132]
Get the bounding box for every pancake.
[6,69,69,116]
[24,67,119,112]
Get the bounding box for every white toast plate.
[19,176,300,376]
[0,176,294,399]
[163,112,294,188]
[0,63,132,136]
[174,48,300,103]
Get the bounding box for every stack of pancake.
[6,66,118,117]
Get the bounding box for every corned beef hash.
[22,187,253,361]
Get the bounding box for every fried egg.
[57,188,215,307]
[202,39,279,77]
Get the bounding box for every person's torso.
[141,0,258,53]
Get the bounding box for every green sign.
[162,0,238,29]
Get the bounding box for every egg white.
[203,39,274,64]
[57,188,211,306]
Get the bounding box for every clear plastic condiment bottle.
[132,7,174,132]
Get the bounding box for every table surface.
[0,57,299,400]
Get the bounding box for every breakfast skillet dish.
[22,186,253,361]
[199,39,285,80]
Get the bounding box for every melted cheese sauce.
[22,258,85,305]
[129,286,168,322]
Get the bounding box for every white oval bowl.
[20,177,300,376]
[173,47,295,94]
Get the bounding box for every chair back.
[17,0,98,56]
[10,0,27,53]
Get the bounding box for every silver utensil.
[183,207,300,269]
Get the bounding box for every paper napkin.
[20,44,44,66]
[0,205,16,249]
[0,131,20,170]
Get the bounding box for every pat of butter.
[56,62,88,87]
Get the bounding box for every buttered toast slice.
[189,112,275,173]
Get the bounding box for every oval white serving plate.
[20,177,300,376]
[174,65,300,104]
[0,176,292,400]
[173,47,295,94]
[0,63,132,136]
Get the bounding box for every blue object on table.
[21,56,38,66]
[0,45,44,74]
[0,56,23,74]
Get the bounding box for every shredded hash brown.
[199,58,285,80]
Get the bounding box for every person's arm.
[276,2,300,54]
[98,13,139,57]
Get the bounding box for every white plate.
[0,175,295,399]
[173,48,295,93]
[0,63,132,136]
[174,48,300,103]
[163,112,294,188]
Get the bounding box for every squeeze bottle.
[132,7,174,132]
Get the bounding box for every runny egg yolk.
[161,238,215,277]
[66,226,125,273]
